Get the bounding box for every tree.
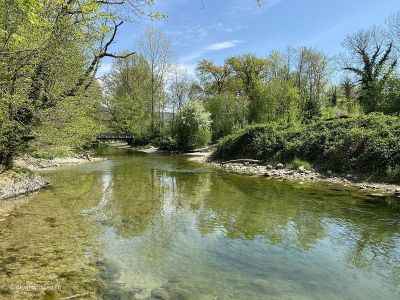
[205,94,248,141]
[226,54,267,95]
[174,101,212,151]
[387,11,400,52]
[103,53,153,139]
[168,65,191,123]
[295,47,329,120]
[138,26,173,137]
[0,0,160,165]
[196,60,232,95]
[341,27,397,113]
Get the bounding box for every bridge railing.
[97,133,134,140]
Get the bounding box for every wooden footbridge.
[96,133,134,142]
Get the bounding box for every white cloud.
[182,40,244,62]
[205,40,243,51]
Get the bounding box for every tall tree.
[196,60,232,95]
[295,47,329,120]
[103,53,152,138]
[0,0,160,164]
[168,65,191,124]
[226,54,267,95]
[341,27,397,113]
[138,26,173,137]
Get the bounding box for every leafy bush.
[288,158,312,170]
[386,165,400,183]
[156,135,177,151]
[173,101,212,151]
[213,113,400,180]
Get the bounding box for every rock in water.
[276,163,284,169]
[151,288,169,300]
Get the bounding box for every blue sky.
[100,0,400,76]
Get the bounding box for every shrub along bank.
[212,113,400,182]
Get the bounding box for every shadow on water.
[0,146,400,299]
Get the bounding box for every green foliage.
[31,95,105,152]
[173,101,212,151]
[0,96,31,166]
[213,113,400,179]
[248,79,301,124]
[156,134,177,151]
[0,0,158,166]
[342,28,397,114]
[104,54,152,140]
[204,93,248,141]
[288,158,312,170]
[386,165,400,183]
[32,149,68,160]
[380,76,400,115]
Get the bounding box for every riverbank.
[123,146,400,197]
[0,169,49,201]
[0,155,105,202]
[105,144,400,197]
[182,149,400,197]
[209,160,400,197]
[15,155,105,171]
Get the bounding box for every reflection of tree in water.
[328,205,400,286]
[97,155,400,289]
[190,175,400,286]
[194,176,305,242]
[102,164,164,238]
[100,158,213,264]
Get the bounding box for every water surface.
[1,147,400,299]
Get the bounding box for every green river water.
[0,147,400,299]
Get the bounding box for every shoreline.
[104,144,400,197]
[209,160,400,197]
[134,147,400,197]
[0,155,105,202]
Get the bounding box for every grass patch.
[288,158,312,170]
[32,149,68,160]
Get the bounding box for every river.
[0,147,400,299]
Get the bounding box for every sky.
[99,0,400,76]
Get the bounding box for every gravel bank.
[15,155,105,171]
[209,160,400,197]
[0,170,49,201]
[0,155,105,202]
